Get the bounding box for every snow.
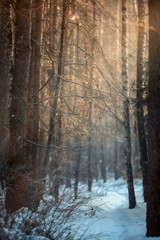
[71,178,160,240]
[2,178,160,240]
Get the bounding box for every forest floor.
[71,177,160,240]
[2,177,160,240]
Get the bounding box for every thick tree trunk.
[146,0,160,236]
[122,0,136,209]
[137,0,148,202]
[0,0,11,182]
[26,0,43,166]
[22,0,44,210]
[6,0,31,213]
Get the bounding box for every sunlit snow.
[71,178,160,240]
[3,178,160,240]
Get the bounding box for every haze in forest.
[0,0,160,239]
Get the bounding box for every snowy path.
[72,179,160,240]
[3,178,160,240]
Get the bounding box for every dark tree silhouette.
[147,0,160,236]
[6,0,32,213]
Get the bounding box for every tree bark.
[0,0,11,182]
[43,0,67,201]
[137,0,148,202]
[74,148,81,200]
[146,0,160,236]
[43,0,67,172]
[26,0,43,167]
[114,140,119,180]
[87,0,96,192]
[6,0,31,213]
[100,140,107,182]
[122,0,136,209]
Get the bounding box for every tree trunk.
[100,140,107,183]
[137,0,148,202]
[43,0,67,201]
[146,0,160,236]
[93,146,99,182]
[122,0,136,209]
[74,148,81,200]
[49,118,61,201]
[114,140,119,180]
[65,149,71,188]
[87,0,96,192]
[87,138,92,191]
[0,0,11,183]
[43,0,67,172]
[6,0,31,213]
[26,0,43,167]
[22,0,44,210]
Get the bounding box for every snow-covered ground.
[2,178,160,240]
[71,178,160,240]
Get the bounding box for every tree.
[0,0,11,184]
[87,0,96,192]
[74,145,81,200]
[26,0,43,167]
[122,0,136,209]
[146,0,160,236]
[43,0,68,201]
[137,0,148,202]
[114,139,119,180]
[100,137,107,182]
[6,0,32,213]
